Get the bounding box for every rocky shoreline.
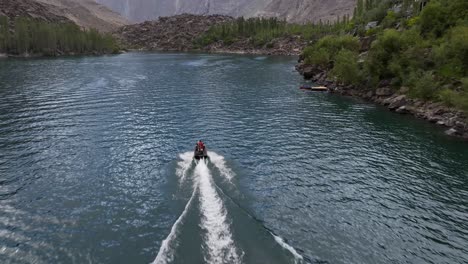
[125,45,303,56]
[203,36,305,56]
[296,63,468,140]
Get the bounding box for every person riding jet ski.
[194,140,208,160]
[197,140,205,151]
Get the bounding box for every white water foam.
[195,161,242,264]
[175,152,193,184]
[152,188,198,264]
[155,152,299,264]
[211,152,303,263]
[272,234,304,263]
[209,152,236,183]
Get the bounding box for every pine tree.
[14,17,30,54]
[0,16,9,52]
[357,0,364,18]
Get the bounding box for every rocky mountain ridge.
[96,0,356,24]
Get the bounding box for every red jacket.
[198,142,205,149]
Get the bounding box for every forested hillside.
[0,0,120,56]
[196,16,352,48]
[0,16,118,56]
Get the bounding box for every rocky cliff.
[262,0,356,23]
[96,0,356,23]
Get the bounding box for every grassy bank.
[0,16,119,56]
[301,0,468,112]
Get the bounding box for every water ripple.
[0,53,467,264]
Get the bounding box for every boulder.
[432,106,448,116]
[363,91,374,100]
[399,86,409,94]
[396,106,410,114]
[445,128,459,136]
[413,100,424,108]
[302,66,321,80]
[378,79,392,88]
[455,121,466,130]
[376,87,394,97]
[382,96,394,106]
[445,117,457,127]
[313,73,322,81]
[427,115,442,123]
[365,21,379,30]
[388,95,408,110]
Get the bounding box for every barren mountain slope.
[34,0,129,31]
[116,14,234,50]
[0,0,69,23]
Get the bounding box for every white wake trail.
[211,153,303,263]
[152,187,197,264]
[209,152,236,183]
[195,161,242,264]
[272,234,304,263]
[175,152,193,184]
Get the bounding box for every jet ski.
[194,146,209,160]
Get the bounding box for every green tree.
[357,0,364,18]
[330,49,362,85]
[0,16,9,52]
[14,17,30,54]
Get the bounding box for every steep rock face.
[95,0,355,23]
[96,0,248,22]
[262,0,356,23]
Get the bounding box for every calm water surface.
[0,53,467,264]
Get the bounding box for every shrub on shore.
[330,49,362,85]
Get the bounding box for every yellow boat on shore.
[300,85,328,91]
